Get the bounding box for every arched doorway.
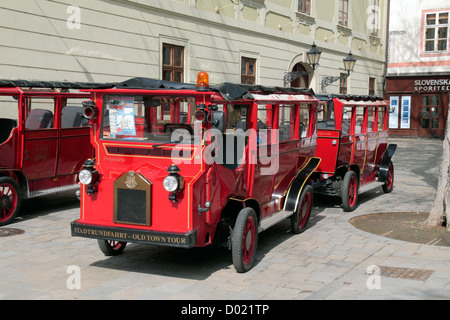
[289,63,309,88]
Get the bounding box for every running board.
[359,181,385,194]
[259,210,293,233]
[27,184,80,199]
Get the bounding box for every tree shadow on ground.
[350,212,450,247]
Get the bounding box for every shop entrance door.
[420,95,441,138]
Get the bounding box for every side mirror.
[211,111,225,133]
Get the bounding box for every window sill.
[337,24,352,36]
[419,50,450,58]
[241,0,265,5]
[296,12,315,25]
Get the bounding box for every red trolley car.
[313,94,396,211]
[71,73,321,272]
[0,80,110,226]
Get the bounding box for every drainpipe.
[383,0,391,96]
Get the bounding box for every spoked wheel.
[291,185,313,234]
[97,239,127,256]
[382,161,394,193]
[341,170,358,212]
[0,177,21,226]
[232,208,258,273]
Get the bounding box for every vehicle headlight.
[163,175,178,192]
[79,169,93,185]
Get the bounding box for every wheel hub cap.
[0,195,10,209]
[245,230,253,250]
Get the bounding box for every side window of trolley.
[226,104,248,131]
[354,107,365,134]
[179,98,194,124]
[367,107,376,133]
[214,103,249,170]
[0,95,18,121]
[299,104,310,138]
[256,104,274,145]
[25,97,55,130]
[278,104,295,142]
[61,98,89,128]
[377,107,386,131]
[317,101,335,130]
[341,107,352,135]
[0,95,19,144]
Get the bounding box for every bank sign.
[414,79,450,93]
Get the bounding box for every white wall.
[0,0,387,96]
[388,0,450,76]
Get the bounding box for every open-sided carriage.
[71,72,321,272]
[313,94,396,211]
[0,80,110,226]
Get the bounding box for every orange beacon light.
[196,71,209,91]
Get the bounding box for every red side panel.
[315,129,340,174]
[57,127,92,176]
[23,130,58,180]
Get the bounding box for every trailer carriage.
[0,80,111,226]
[313,94,396,212]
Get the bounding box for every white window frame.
[423,10,449,53]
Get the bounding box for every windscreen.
[317,101,335,130]
[101,95,197,143]
[0,95,18,144]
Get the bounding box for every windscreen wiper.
[152,137,182,148]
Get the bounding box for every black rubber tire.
[97,239,127,256]
[382,161,394,193]
[0,177,21,226]
[291,185,314,234]
[341,170,358,212]
[231,207,258,273]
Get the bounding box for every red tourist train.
[1,73,394,272]
[0,80,111,226]
[70,73,321,272]
[70,72,396,272]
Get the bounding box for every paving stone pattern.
[0,138,449,300]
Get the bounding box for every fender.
[378,144,397,182]
[283,157,321,212]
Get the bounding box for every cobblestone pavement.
[1,138,449,301]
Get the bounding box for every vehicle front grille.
[113,171,152,226]
[116,188,147,225]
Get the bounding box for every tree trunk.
[425,105,450,230]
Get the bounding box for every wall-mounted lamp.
[215,0,239,14]
[343,51,357,75]
[306,42,322,71]
[278,17,300,30]
[321,51,357,91]
[284,42,322,87]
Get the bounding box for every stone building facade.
[0,0,388,95]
